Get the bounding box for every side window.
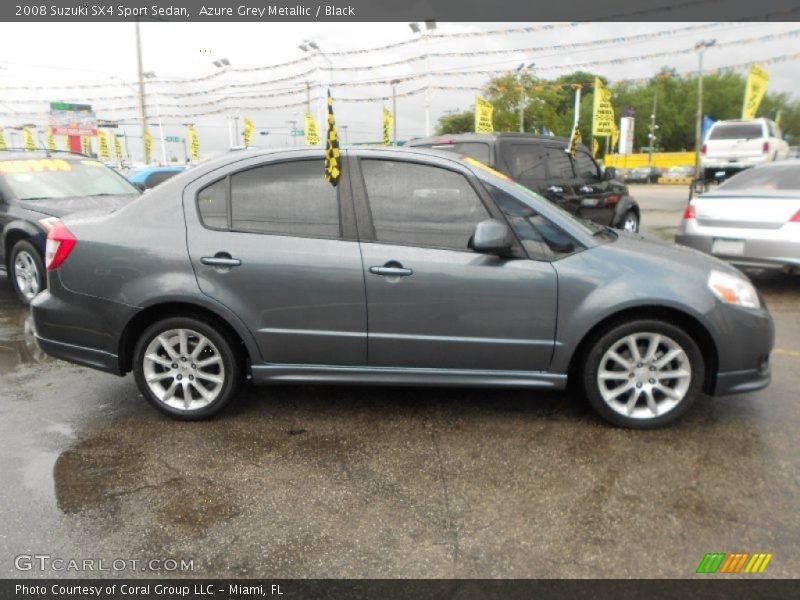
[543,147,576,180]
[574,151,600,181]
[502,144,548,182]
[229,160,339,238]
[360,159,490,251]
[485,183,580,259]
[197,178,228,230]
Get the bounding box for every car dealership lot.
[0,185,798,578]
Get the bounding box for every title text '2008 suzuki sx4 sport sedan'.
[31,147,773,428]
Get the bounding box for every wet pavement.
[1,187,798,578]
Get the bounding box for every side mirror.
[470,219,513,255]
[604,166,617,181]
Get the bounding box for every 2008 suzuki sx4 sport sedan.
[31,147,773,428]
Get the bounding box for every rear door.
[352,154,557,371]
[184,155,367,366]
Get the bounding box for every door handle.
[201,254,242,267]
[369,265,413,277]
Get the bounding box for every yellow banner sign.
[23,127,36,151]
[611,121,620,151]
[567,125,581,158]
[305,113,320,146]
[742,65,769,120]
[82,136,92,156]
[144,131,153,164]
[592,78,614,137]
[188,125,199,160]
[382,107,394,146]
[113,133,123,160]
[242,117,255,147]
[46,131,56,151]
[0,130,6,151]
[475,96,494,133]
[98,130,110,160]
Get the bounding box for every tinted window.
[145,171,179,188]
[486,183,579,258]
[718,165,800,191]
[502,144,548,182]
[709,123,763,140]
[426,142,491,164]
[197,178,228,230]
[574,151,600,180]
[543,147,575,179]
[230,160,339,238]
[361,159,490,251]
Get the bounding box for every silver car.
[676,161,800,271]
[31,147,773,428]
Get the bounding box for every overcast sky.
[0,21,797,162]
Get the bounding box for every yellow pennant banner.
[566,125,581,159]
[382,107,394,146]
[324,90,341,187]
[305,113,320,146]
[742,64,769,120]
[242,116,255,147]
[188,125,200,160]
[82,136,92,156]
[113,133,123,160]
[23,127,36,151]
[144,131,153,163]
[475,96,494,133]
[611,121,620,151]
[0,130,6,151]
[46,131,56,151]
[592,77,614,137]
[98,130,110,160]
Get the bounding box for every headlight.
[707,270,760,309]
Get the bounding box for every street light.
[408,20,436,136]
[299,40,333,131]
[516,61,535,133]
[142,71,167,164]
[390,78,400,145]
[694,39,716,179]
[212,58,236,147]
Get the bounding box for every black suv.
[0,151,140,304]
[406,133,640,232]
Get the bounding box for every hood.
[19,194,138,218]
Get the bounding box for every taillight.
[605,194,621,205]
[763,141,770,154]
[683,204,696,220]
[789,210,800,223]
[701,144,707,155]
[45,222,77,270]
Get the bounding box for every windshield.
[0,158,139,200]
[709,123,763,140]
[718,164,800,192]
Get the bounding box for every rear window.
[0,158,138,200]
[718,165,800,192]
[709,123,764,140]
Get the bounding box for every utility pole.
[134,21,148,162]
[391,79,399,145]
[305,81,311,113]
[515,62,534,133]
[694,39,716,179]
[648,89,658,166]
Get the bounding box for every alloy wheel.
[13,250,41,301]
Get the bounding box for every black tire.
[9,240,45,305]
[581,319,705,429]
[619,210,640,233]
[133,316,242,420]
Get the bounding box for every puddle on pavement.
[0,310,51,374]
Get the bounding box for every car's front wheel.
[9,240,45,305]
[581,319,705,428]
[133,316,242,420]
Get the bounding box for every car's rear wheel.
[133,316,242,420]
[620,210,639,233]
[581,319,704,428]
[9,240,45,305]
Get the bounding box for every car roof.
[407,132,574,146]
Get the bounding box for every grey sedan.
[676,161,800,271]
[31,147,773,428]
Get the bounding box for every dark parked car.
[406,133,641,232]
[0,151,140,304]
[32,147,772,428]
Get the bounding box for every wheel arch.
[566,305,719,395]
[118,301,254,375]
[3,221,43,266]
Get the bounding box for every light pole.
[694,39,716,179]
[390,79,400,145]
[134,21,149,163]
[516,62,535,133]
[142,71,167,164]
[212,58,233,147]
[409,20,436,136]
[299,41,333,136]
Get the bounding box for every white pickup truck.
[701,118,789,179]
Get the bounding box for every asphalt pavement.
[0,184,798,578]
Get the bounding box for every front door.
[355,157,557,372]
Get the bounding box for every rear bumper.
[35,334,122,375]
[703,157,768,171]
[675,233,800,270]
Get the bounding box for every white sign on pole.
[619,117,635,155]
